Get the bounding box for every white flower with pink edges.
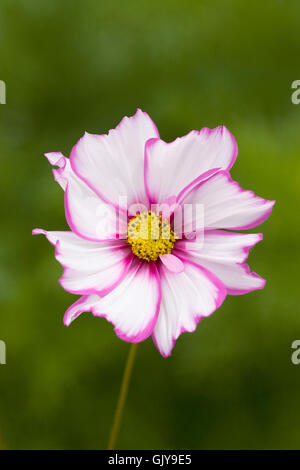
[33,109,274,357]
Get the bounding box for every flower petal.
[32,229,132,295]
[159,254,184,273]
[145,126,237,204]
[88,259,161,342]
[70,109,159,211]
[152,257,226,357]
[63,294,99,326]
[45,152,123,241]
[64,171,127,241]
[180,170,275,231]
[175,230,265,294]
[44,152,68,189]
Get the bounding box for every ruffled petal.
[64,259,161,343]
[64,170,127,242]
[152,257,226,357]
[175,230,265,295]
[45,152,123,241]
[145,126,237,204]
[70,109,159,211]
[179,170,275,231]
[32,229,132,295]
[44,152,68,190]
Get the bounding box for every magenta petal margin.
[33,109,275,357]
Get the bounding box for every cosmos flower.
[33,109,274,357]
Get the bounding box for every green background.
[0,0,299,449]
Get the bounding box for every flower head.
[33,109,275,357]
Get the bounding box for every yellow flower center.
[127,211,177,262]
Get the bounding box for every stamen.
[127,211,177,262]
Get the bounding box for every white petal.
[153,257,226,357]
[70,109,159,210]
[44,152,69,190]
[181,170,275,230]
[32,229,132,295]
[145,126,237,204]
[175,230,265,294]
[45,152,122,241]
[65,171,127,241]
[63,294,99,326]
[92,259,161,342]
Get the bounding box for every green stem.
[107,343,138,450]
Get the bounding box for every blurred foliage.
[0,0,300,449]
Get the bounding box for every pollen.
[127,211,177,262]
